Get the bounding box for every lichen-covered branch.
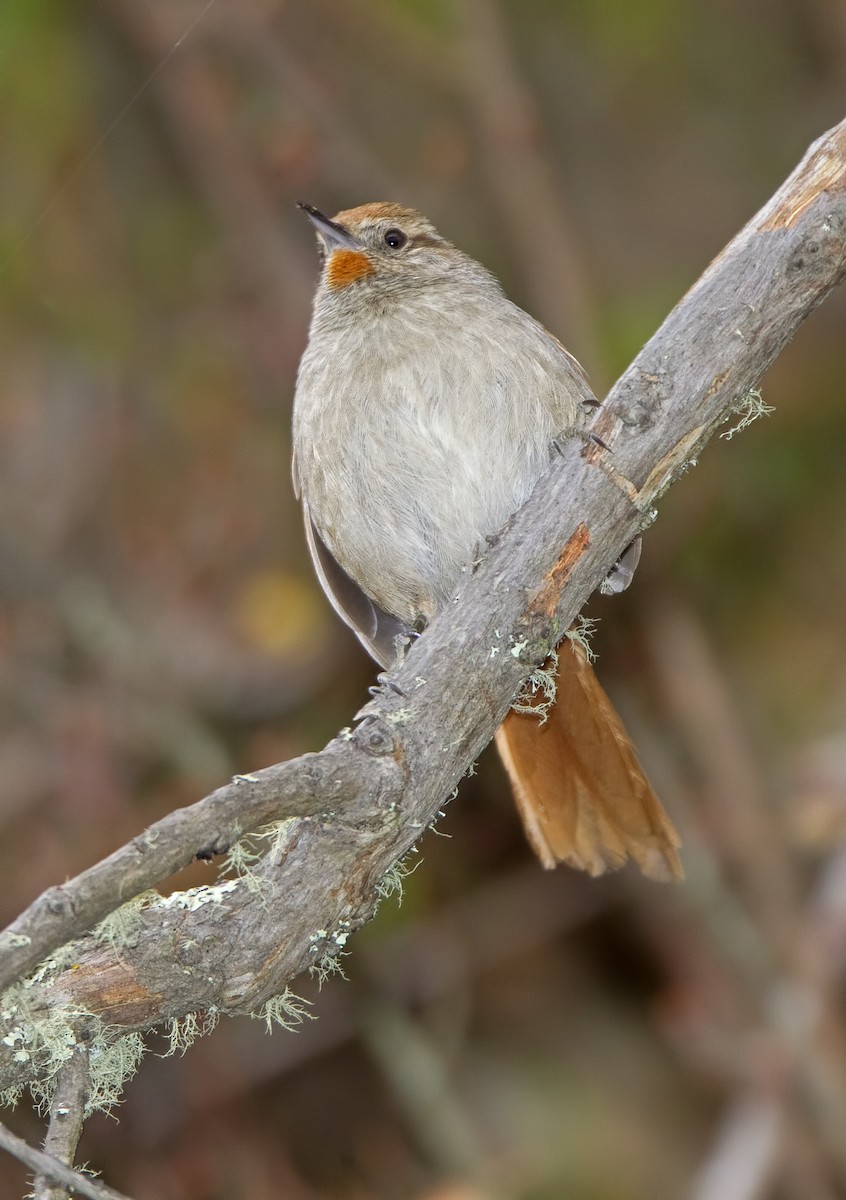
[32,1045,90,1200]
[1,116,845,1105]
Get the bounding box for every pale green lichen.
[83,1032,146,1115]
[566,616,598,663]
[0,1083,23,1109]
[220,836,267,896]
[92,895,155,950]
[1,912,226,1118]
[511,649,559,723]
[18,945,78,989]
[221,818,306,895]
[510,619,597,722]
[309,949,349,988]
[162,1009,220,1057]
[1,954,88,1113]
[2,932,32,949]
[252,989,314,1034]
[721,388,774,440]
[256,818,301,861]
[1,978,146,1118]
[374,854,419,906]
[151,878,239,912]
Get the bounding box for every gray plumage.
[293,203,595,659]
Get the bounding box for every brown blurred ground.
[2,1,846,1197]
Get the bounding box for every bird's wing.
[293,452,409,667]
[301,504,410,670]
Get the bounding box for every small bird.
[293,201,682,881]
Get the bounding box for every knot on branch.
[352,715,400,759]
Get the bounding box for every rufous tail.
[495,640,683,881]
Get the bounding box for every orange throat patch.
[326,249,374,290]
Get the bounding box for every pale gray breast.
[293,286,591,625]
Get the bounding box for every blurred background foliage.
[2,1,846,1197]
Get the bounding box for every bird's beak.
[297,202,361,251]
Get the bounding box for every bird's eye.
[384,228,407,250]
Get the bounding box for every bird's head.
[297,201,476,301]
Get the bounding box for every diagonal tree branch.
[0,1118,133,1200]
[1,116,845,1102]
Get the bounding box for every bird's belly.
[301,378,555,625]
